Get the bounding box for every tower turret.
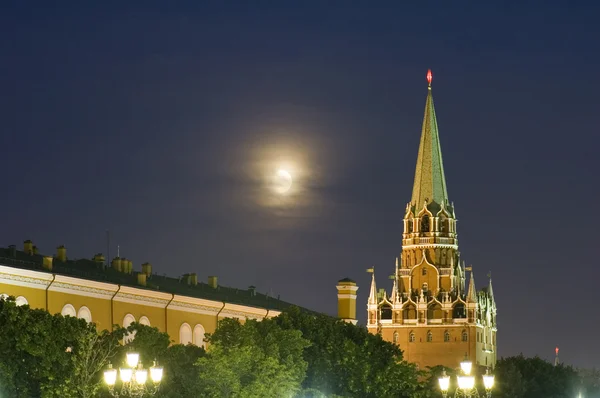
[336,278,358,325]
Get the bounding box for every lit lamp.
[483,369,495,398]
[438,369,451,398]
[438,356,494,398]
[104,352,163,397]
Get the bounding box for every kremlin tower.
[366,71,497,371]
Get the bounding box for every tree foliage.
[274,307,424,398]
[494,355,580,398]
[196,317,310,398]
[0,296,123,398]
[114,322,206,398]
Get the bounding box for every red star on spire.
[427,69,433,86]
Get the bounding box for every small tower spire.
[487,272,496,309]
[368,268,378,305]
[554,347,560,366]
[467,267,477,303]
[390,258,399,303]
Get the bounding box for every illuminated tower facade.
[367,71,497,371]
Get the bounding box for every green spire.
[410,70,449,210]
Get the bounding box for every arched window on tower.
[393,331,399,344]
[421,215,430,233]
[427,331,433,342]
[403,304,417,320]
[444,330,450,342]
[380,304,392,320]
[453,303,466,319]
[409,331,415,342]
[439,215,448,233]
[462,330,468,342]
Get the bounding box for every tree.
[274,307,424,397]
[112,322,206,398]
[0,296,123,398]
[71,328,125,398]
[494,355,579,398]
[196,317,310,397]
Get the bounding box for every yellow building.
[365,71,497,371]
[0,242,301,347]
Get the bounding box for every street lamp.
[104,352,163,397]
[438,358,494,397]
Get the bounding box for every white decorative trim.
[336,285,358,292]
[403,244,458,249]
[337,294,357,299]
[49,283,115,300]
[0,266,53,290]
[113,294,170,309]
[168,303,222,316]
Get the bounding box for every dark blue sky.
[2,2,599,367]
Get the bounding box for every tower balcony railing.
[403,237,456,245]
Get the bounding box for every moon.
[274,169,293,194]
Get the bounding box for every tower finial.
[427,69,433,88]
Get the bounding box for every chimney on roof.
[43,256,53,271]
[142,262,152,277]
[186,273,198,286]
[248,286,256,296]
[56,245,67,262]
[208,276,218,289]
[137,272,147,287]
[8,245,16,258]
[24,240,33,255]
[111,257,122,272]
[33,246,39,255]
[124,259,133,274]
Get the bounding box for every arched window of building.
[15,296,28,307]
[393,331,399,344]
[409,331,415,342]
[123,314,136,344]
[139,316,151,326]
[61,304,76,317]
[444,330,450,342]
[179,323,192,345]
[427,331,433,342]
[462,330,468,342]
[77,306,92,323]
[193,324,206,348]
[421,215,430,232]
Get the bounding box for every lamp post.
[438,358,494,398]
[104,352,163,397]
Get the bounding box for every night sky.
[2,2,599,368]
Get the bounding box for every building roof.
[0,245,313,314]
[410,75,449,213]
